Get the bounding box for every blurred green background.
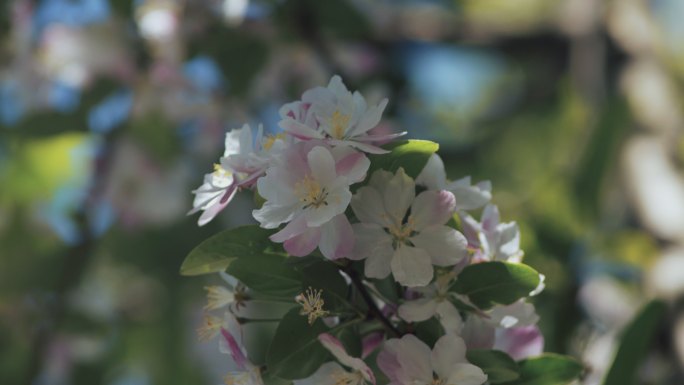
[2,0,684,384]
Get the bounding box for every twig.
[344,267,401,338]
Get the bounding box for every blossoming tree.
[181,76,583,385]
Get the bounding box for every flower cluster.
[187,76,575,385]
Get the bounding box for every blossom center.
[331,110,350,139]
[296,287,329,325]
[295,174,328,208]
[262,133,284,150]
[331,370,364,385]
[388,217,415,244]
[213,163,231,177]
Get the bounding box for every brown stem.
[345,266,401,337]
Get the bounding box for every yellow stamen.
[262,133,285,150]
[330,110,350,139]
[197,313,222,341]
[204,285,235,311]
[213,163,231,177]
[388,217,415,244]
[223,372,252,385]
[330,370,364,385]
[294,175,328,208]
[296,287,329,325]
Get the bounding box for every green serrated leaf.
[499,354,583,385]
[180,225,276,276]
[451,262,541,309]
[603,300,667,385]
[265,307,331,379]
[367,140,439,179]
[466,349,520,383]
[227,254,303,298]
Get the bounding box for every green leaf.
[451,262,541,309]
[266,307,331,379]
[603,299,667,385]
[180,225,276,276]
[466,350,520,383]
[334,325,362,358]
[261,371,293,385]
[500,354,583,385]
[227,254,303,298]
[300,260,350,312]
[367,140,439,179]
[413,317,444,348]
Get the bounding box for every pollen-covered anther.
[295,174,329,208]
[295,287,329,325]
[262,133,285,150]
[331,370,364,385]
[213,163,231,177]
[330,109,351,139]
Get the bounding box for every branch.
[344,266,401,338]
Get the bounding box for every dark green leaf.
[451,262,541,309]
[499,354,583,385]
[603,300,667,385]
[180,225,276,276]
[227,254,302,298]
[413,317,444,348]
[266,307,331,379]
[466,350,520,383]
[367,140,439,179]
[334,325,362,358]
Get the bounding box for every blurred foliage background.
[2,0,684,384]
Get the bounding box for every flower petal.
[431,334,468,379]
[331,146,370,183]
[435,301,464,334]
[252,201,297,229]
[351,98,388,136]
[302,186,351,227]
[391,245,433,287]
[398,298,438,323]
[416,153,447,191]
[270,215,308,242]
[318,333,376,384]
[351,186,391,227]
[280,118,325,140]
[308,146,337,187]
[493,325,544,361]
[447,176,492,211]
[292,362,346,385]
[284,227,321,257]
[461,316,495,350]
[445,363,488,385]
[410,225,468,266]
[319,215,354,260]
[394,335,434,383]
[383,168,415,226]
[410,190,456,230]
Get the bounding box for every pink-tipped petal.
[197,184,237,226]
[493,325,544,361]
[319,215,355,260]
[335,151,370,183]
[283,227,321,257]
[220,327,249,371]
[270,215,308,242]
